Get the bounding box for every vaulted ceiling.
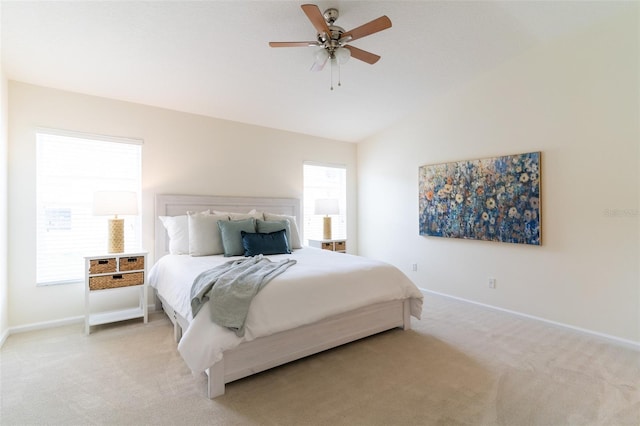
[1,1,629,142]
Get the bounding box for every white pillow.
[263,212,302,249]
[159,215,189,254]
[188,213,229,256]
[213,209,264,221]
[160,210,214,255]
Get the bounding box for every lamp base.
[108,218,125,253]
[323,216,332,240]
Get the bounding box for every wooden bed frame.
[154,194,412,398]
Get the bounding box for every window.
[303,163,346,243]
[36,130,142,285]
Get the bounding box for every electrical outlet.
[488,277,496,289]
[412,263,418,272]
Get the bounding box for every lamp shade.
[314,198,339,216]
[315,48,330,63]
[93,191,138,216]
[334,47,351,65]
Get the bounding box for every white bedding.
[149,247,423,373]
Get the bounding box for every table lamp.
[314,198,339,240]
[93,190,139,253]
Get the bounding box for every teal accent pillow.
[217,218,256,257]
[256,219,291,251]
[241,229,291,256]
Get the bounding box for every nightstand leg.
[85,305,90,335]
[142,285,148,324]
[85,263,90,335]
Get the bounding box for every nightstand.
[308,239,346,253]
[84,251,148,335]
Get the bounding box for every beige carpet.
[1,292,639,426]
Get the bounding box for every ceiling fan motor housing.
[323,8,339,24]
[316,26,345,48]
[314,8,345,49]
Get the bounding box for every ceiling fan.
[269,4,392,88]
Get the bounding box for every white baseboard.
[422,288,640,351]
[2,303,159,347]
[0,328,9,347]
[9,315,84,335]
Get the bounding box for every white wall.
[0,43,9,342]
[7,82,357,328]
[358,9,639,342]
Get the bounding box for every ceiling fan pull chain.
[330,58,334,91]
[338,63,342,87]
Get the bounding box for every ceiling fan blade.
[341,15,392,43]
[344,45,381,64]
[269,41,319,48]
[301,4,331,37]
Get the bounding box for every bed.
[150,194,423,398]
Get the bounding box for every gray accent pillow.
[218,218,257,257]
[256,219,291,251]
[263,213,302,249]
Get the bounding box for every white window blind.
[36,130,142,285]
[303,163,347,243]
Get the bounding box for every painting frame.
[419,152,541,245]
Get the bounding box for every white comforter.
[148,247,423,373]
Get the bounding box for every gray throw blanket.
[190,255,296,337]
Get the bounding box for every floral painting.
[419,152,541,245]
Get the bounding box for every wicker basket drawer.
[89,272,144,290]
[321,242,334,250]
[334,241,346,251]
[89,258,117,274]
[119,256,145,271]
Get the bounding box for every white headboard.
[154,194,301,261]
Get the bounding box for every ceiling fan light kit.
[269,4,391,90]
[334,47,351,64]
